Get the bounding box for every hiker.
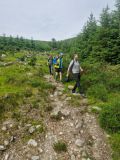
[67,54,85,97]
[47,54,53,75]
[52,55,58,77]
[54,53,64,81]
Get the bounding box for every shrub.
[87,84,108,102]
[99,100,120,133]
[110,133,120,160]
[53,141,67,152]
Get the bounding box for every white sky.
[0,0,115,41]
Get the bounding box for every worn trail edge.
[42,75,112,160]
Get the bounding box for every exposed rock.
[4,140,9,146]
[28,139,38,147]
[31,156,40,160]
[4,153,9,160]
[91,106,102,113]
[59,132,63,135]
[58,91,63,96]
[38,148,43,153]
[10,136,16,142]
[0,145,6,151]
[29,126,36,134]
[50,94,54,98]
[76,123,82,129]
[2,126,7,131]
[75,139,85,147]
[36,125,41,129]
[66,97,72,101]
[68,85,74,90]
[50,107,62,118]
[71,154,76,160]
[54,91,58,96]
[25,124,32,127]
[61,109,70,117]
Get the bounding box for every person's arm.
[80,65,83,72]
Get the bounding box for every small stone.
[75,139,84,147]
[2,126,7,131]
[106,134,111,138]
[9,124,13,128]
[25,124,32,127]
[68,85,74,90]
[0,145,6,151]
[91,106,101,112]
[54,92,58,96]
[10,136,16,142]
[66,97,72,101]
[81,158,86,160]
[80,130,84,134]
[38,148,43,153]
[61,117,65,120]
[4,154,9,160]
[28,139,37,147]
[61,109,70,117]
[29,126,36,134]
[50,95,54,98]
[31,156,40,160]
[59,132,63,135]
[36,125,41,129]
[76,122,82,129]
[4,140,9,146]
[71,155,76,160]
[70,123,74,127]
[58,92,63,96]
[82,151,87,157]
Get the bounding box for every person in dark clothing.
[47,55,53,75]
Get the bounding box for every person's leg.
[59,70,62,81]
[76,74,81,93]
[49,65,51,75]
[72,73,77,93]
[76,74,84,94]
[55,71,58,81]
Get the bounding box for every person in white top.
[67,54,85,95]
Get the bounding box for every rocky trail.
[40,75,112,160]
[1,75,112,160]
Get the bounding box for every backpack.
[69,60,74,74]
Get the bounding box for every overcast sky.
[0,0,115,41]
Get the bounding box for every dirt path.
[41,75,112,160]
[1,75,112,160]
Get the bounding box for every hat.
[60,52,64,56]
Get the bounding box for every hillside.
[0,52,112,160]
[0,0,120,159]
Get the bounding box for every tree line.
[57,0,120,64]
[0,35,51,55]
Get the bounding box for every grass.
[53,140,67,152]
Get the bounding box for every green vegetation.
[53,141,67,152]
[99,100,120,133]
[55,0,120,159]
[0,0,120,158]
